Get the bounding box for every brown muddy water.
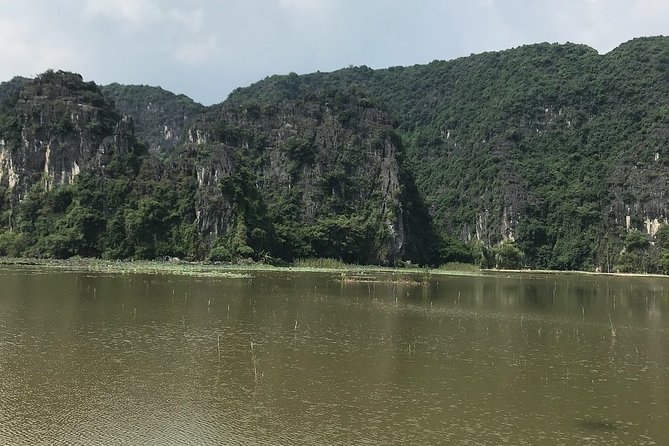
[0,266,667,445]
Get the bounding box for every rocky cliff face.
[102,84,203,154]
[186,92,409,264]
[0,71,134,201]
[6,38,669,269]
[226,37,669,269]
[0,70,425,264]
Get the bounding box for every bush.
[208,246,233,262]
[471,241,494,269]
[655,225,669,250]
[0,230,27,257]
[624,229,649,252]
[438,236,474,263]
[657,249,669,274]
[614,251,641,273]
[493,241,525,269]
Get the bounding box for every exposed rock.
[0,71,133,200]
[102,84,204,154]
[187,93,409,264]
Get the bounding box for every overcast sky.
[0,0,667,105]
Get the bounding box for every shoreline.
[490,268,669,279]
[1,257,668,280]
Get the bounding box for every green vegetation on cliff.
[102,83,204,154]
[2,37,669,273]
[227,37,669,272]
[0,70,436,264]
[0,71,197,260]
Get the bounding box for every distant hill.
[102,83,204,154]
[2,37,669,272]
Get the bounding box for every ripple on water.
[0,269,668,445]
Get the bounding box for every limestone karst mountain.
[1,37,669,272]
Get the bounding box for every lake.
[0,266,667,445]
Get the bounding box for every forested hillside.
[226,37,669,272]
[1,37,669,272]
[0,71,434,263]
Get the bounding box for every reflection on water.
[0,268,668,445]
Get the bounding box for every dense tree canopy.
[2,37,669,272]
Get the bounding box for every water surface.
[0,267,667,444]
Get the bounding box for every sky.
[0,0,667,105]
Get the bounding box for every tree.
[655,224,669,249]
[493,241,524,269]
[615,229,651,273]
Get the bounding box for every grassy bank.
[1,257,668,280]
[0,256,485,279]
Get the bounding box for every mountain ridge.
[1,36,669,272]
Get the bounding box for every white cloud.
[0,15,79,80]
[632,0,669,15]
[173,34,219,64]
[167,8,205,33]
[278,0,334,16]
[82,0,161,23]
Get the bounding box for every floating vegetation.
[6,256,668,283]
[0,257,251,279]
[340,273,380,283]
[438,262,480,272]
[339,272,430,285]
[293,257,349,269]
